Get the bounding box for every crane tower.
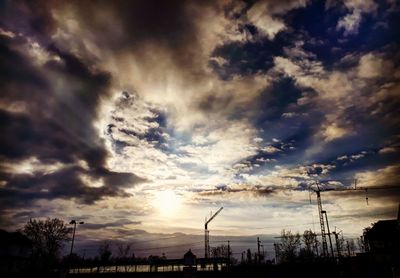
[204,207,223,258]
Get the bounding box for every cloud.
[0,0,399,242]
[1,157,64,175]
[0,20,145,208]
[262,146,282,154]
[0,28,16,38]
[336,0,378,36]
[357,52,394,79]
[355,164,400,187]
[47,1,277,136]
[322,123,352,142]
[273,41,400,162]
[83,219,141,230]
[247,5,286,40]
[336,10,362,36]
[0,165,145,208]
[378,147,398,154]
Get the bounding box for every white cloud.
[262,145,282,153]
[274,56,302,77]
[358,53,379,78]
[336,10,362,36]
[274,54,355,142]
[247,7,286,40]
[282,112,296,118]
[102,92,262,193]
[378,147,397,154]
[256,158,276,163]
[274,46,399,147]
[336,0,378,36]
[357,53,393,79]
[12,38,61,66]
[2,157,64,175]
[0,27,16,38]
[80,173,104,188]
[245,1,309,41]
[177,121,259,173]
[351,153,365,160]
[322,123,352,142]
[355,164,400,187]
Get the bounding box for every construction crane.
[309,182,331,257]
[309,180,400,257]
[204,207,223,258]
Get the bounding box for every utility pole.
[227,240,231,270]
[69,219,84,274]
[69,220,84,257]
[314,237,319,256]
[274,243,279,264]
[346,241,351,257]
[204,207,223,258]
[332,228,342,258]
[256,242,265,264]
[261,244,265,263]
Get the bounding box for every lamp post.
[69,220,84,257]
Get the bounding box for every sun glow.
[152,190,182,217]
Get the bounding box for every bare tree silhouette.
[22,218,70,269]
[276,230,301,263]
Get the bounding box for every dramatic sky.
[1,0,399,257]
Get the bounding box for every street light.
[69,220,84,257]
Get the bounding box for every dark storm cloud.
[82,219,141,230]
[0,165,144,208]
[195,184,278,198]
[56,0,210,70]
[0,1,59,39]
[0,5,145,209]
[197,94,234,113]
[328,186,400,200]
[331,206,398,221]
[0,37,48,91]
[0,33,111,164]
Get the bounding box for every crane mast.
[323,210,335,257]
[204,207,223,258]
[316,190,329,257]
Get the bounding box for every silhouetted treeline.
[1,217,399,277]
